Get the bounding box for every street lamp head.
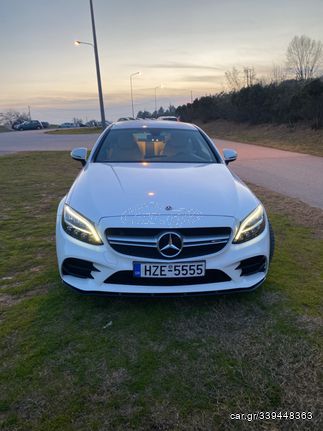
[74,40,94,47]
[131,71,142,78]
[155,83,164,90]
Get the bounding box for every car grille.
[105,269,231,286]
[105,227,232,259]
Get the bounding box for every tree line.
[176,78,323,129]
[176,35,323,129]
[137,105,177,119]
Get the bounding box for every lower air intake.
[237,255,267,276]
[62,258,99,279]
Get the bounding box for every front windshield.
[95,128,218,163]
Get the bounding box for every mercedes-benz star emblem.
[157,232,183,258]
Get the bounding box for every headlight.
[62,205,103,245]
[233,205,266,244]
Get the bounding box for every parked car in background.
[41,122,50,129]
[12,121,24,130]
[59,122,75,129]
[97,120,111,128]
[117,117,135,122]
[84,120,111,128]
[17,120,43,131]
[85,120,98,127]
[157,116,179,121]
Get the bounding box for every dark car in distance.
[17,120,43,131]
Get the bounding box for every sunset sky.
[1,0,323,122]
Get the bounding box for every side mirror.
[71,147,87,166]
[223,148,237,165]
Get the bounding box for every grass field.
[0,152,322,430]
[0,126,10,133]
[46,127,102,135]
[201,120,323,157]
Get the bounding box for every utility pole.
[130,72,141,118]
[89,0,106,127]
[154,84,163,118]
[154,87,158,117]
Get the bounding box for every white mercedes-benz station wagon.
[56,120,274,296]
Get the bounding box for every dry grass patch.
[201,120,323,157]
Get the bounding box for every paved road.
[0,129,97,154]
[1,130,322,209]
[215,139,323,209]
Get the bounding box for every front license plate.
[133,261,206,278]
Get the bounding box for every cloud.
[141,62,224,71]
[178,74,223,83]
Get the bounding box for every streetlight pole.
[75,0,106,127]
[154,86,158,117]
[89,0,106,127]
[154,84,163,118]
[130,72,141,118]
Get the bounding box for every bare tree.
[287,35,323,80]
[225,66,258,90]
[225,67,243,91]
[0,110,29,127]
[270,64,287,83]
[243,67,257,87]
[73,117,83,126]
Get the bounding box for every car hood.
[66,163,259,222]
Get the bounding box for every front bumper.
[63,278,266,297]
[56,206,270,295]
